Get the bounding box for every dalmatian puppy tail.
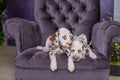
[36,46,49,52]
[36,35,51,52]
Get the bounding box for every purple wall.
[100,0,114,21]
[6,0,34,20]
[6,0,34,46]
[6,0,114,24]
[5,0,114,45]
[6,0,114,23]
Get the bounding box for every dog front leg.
[68,56,75,72]
[49,52,57,71]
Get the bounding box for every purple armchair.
[3,0,120,80]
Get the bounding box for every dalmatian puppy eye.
[82,46,84,50]
[71,49,75,52]
[70,35,73,40]
[78,49,81,53]
[62,35,67,40]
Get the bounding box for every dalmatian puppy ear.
[78,34,87,44]
[56,30,60,36]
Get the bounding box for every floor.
[0,43,120,80]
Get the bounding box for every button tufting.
[66,17,68,20]
[62,17,66,21]
[77,0,80,3]
[65,16,69,22]
[73,7,76,10]
[82,5,86,11]
[74,16,81,22]
[79,17,82,20]
[46,7,49,11]
[41,7,46,12]
[69,6,73,11]
[60,7,62,11]
[52,17,55,20]
[75,17,79,22]
[56,6,60,10]
[63,17,66,21]
[55,6,61,13]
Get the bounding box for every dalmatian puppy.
[36,27,73,71]
[68,34,97,72]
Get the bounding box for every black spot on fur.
[62,35,67,40]
[78,49,81,53]
[71,49,75,52]
[85,49,89,54]
[82,46,84,50]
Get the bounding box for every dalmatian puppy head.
[78,34,87,44]
[70,34,88,61]
[58,28,73,48]
[70,34,97,61]
[70,40,85,61]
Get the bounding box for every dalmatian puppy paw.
[50,63,57,71]
[68,57,75,72]
[68,62,75,72]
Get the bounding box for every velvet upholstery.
[92,21,120,59]
[34,0,99,45]
[4,18,40,54]
[16,68,109,80]
[15,48,109,69]
[3,0,120,80]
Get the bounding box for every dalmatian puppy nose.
[67,43,72,47]
[69,43,72,47]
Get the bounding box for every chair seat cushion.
[16,47,110,70]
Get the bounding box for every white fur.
[58,28,73,48]
[68,56,75,72]
[36,29,97,72]
[68,34,97,72]
[36,28,73,71]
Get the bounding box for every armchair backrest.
[34,0,100,45]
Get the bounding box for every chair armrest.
[3,18,40,54]
[92,21,120,59]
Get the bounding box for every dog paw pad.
[68,65,75,72]
[50,64,57,71]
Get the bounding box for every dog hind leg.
[87,48,97,59]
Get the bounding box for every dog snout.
[73,55,80,61]
[68,43,72,47]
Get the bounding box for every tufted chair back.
[34,0,100,46]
